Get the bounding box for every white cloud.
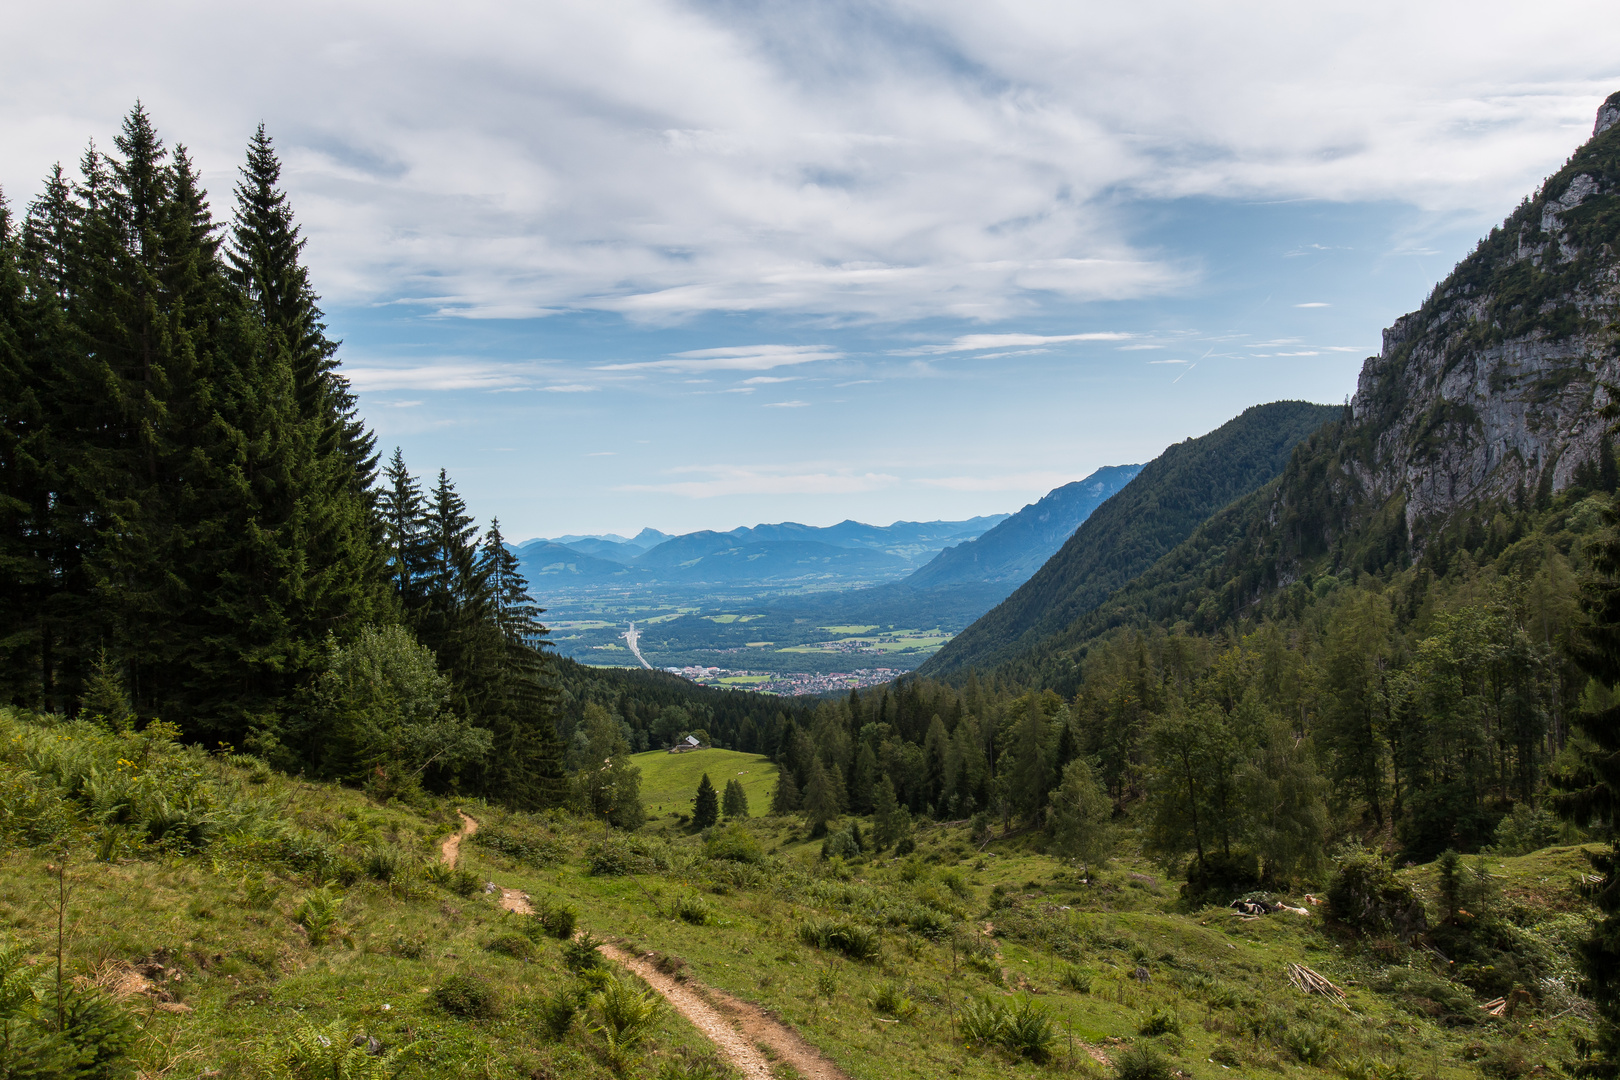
[1148,358,1188,364]
[6,1,1607,326]
[742,375,800,384]
[542,383,598,393]
[595,344,840,373]
[1294,302,1331,308]
[345,362,530,391]
[1118,343,1164,351]
[912,331,1133,355]
[763,400,811,408]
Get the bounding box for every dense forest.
[0,106,803,815]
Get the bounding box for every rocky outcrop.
[1342,92,1620,545]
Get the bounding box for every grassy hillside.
[921,400,1340,679]
[0,707,1599,1079]
[631,748,778,821]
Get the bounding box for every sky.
[4,2,1619,541]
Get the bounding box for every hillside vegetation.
[0,707,1601,1080]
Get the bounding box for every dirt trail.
[441,811,477,867]
[441,814,850,1080]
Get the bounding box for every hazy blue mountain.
[644,539,912,584]
[516,542,639,581]
[904,465,1143,589]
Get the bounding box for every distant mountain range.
[515,486,1165,596]
[514,515,1010,590]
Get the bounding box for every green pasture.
[630,747,778,821]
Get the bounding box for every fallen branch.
[1287,964,1348,1009]
[1480,997,1508,1017]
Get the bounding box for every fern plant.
[262,1019,398,1079]
[588,972,665,1070]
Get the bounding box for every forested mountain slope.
[919,401,1339,677]
[976,91,1620,691]
[905,464,1143,590]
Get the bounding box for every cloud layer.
[4,1,1615,326]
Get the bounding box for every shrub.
[1492,803,1562,856]
[261,1018,397,1079]
[362,843,407,883]
[655,1049,737,1080]
[673,894,713,926]
[293,888,345,947]
[486,933,536,961]
[1138,1006,1181,1038]
[470,823,566,867]
[563,931,605,972]
[821,824,862,860]
[956,996,1055,1062]
[537,901,579,940]
[537,985,581,1039]
[586,834,671,876]
[704,823,763,864]
[588,971,665,1070]
[798,918,880,960]
[1003,997,1058,1063]
[1058,965,1093,992]
[1113,1043,1175,1080]
[433,973,501,1019]
[1326,849,1427,940]
[814,966,839,1001]
[957,996,1008,1048]
[870,981,917,1020]
[449,869,482,897]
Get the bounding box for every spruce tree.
[722,778,749,819]
[380,449,432,612]
[801,756,840,837]
[692,773,719,830]
[872,776,901,849]
[770,768,801,815]
[471,518,565,808]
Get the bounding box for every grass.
[630,749,777,820]
[0,707,1602,1080]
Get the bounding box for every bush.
[1138,1006,1181,1037]
[956,995,1056,1062]
[1002,997,1058,1063]
[704,823,764,864]
[1058,965,1093,992]
[485,933,536,961]
[1113,1043,1175,1080]
[821,824,862,860]
[293,888,345,947]
[1492,803,1562,856]
[798,918,880,960]
[449,869,482,897]
[870,981,917,1020]
[673,894,713,925]
[1326,849,1427,940]
[262,1018,397,1079]
[655,1049,737,1080]
[537,985,581,1039]
[586,834,672,876]
[588,971,665,1070]
[563,931,606,972]
[362,843,407,883]
[537,901,579,940]
[433,973,501,1019]
[470,823,566,867]
[1181,851,1261,901]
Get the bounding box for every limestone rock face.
[1341,94,1620,545]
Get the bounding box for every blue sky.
[5,2,1618,539]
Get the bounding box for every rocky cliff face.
[1343,92,1620,545]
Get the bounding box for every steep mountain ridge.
[918,400,1341,677]
[906,464,1143,589]
[972,92,1620,690]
